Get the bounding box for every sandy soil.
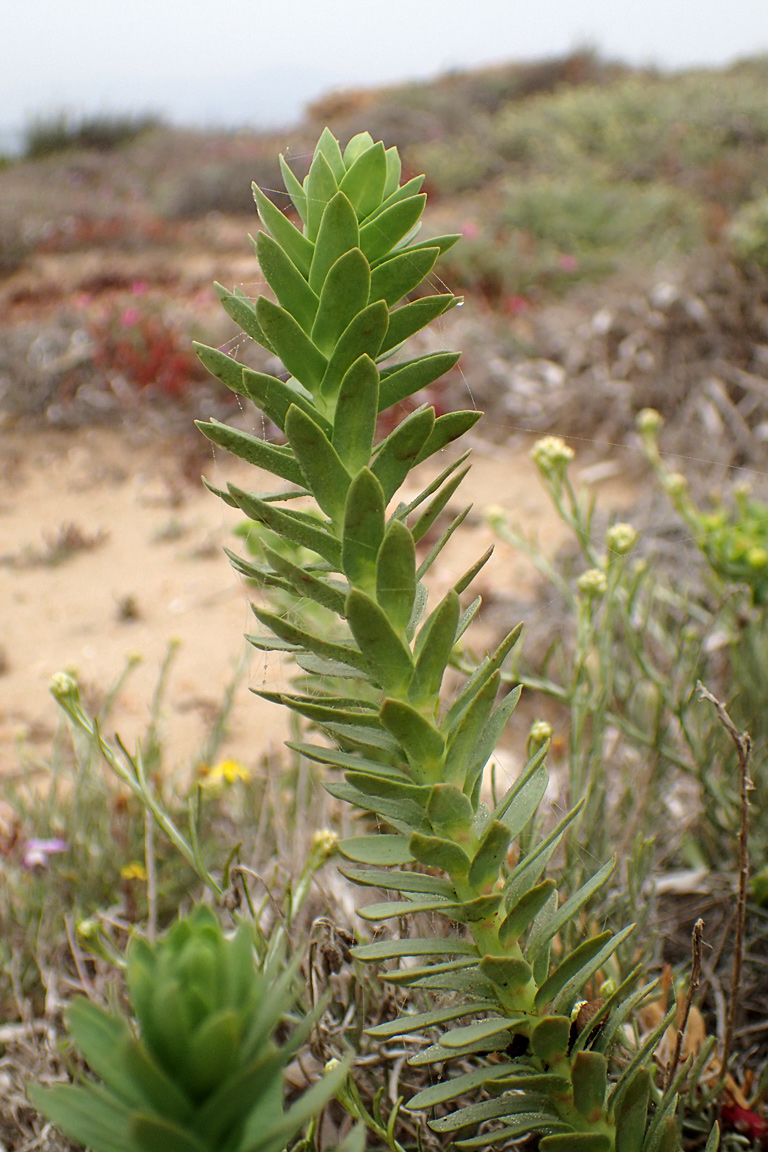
[0,423,637,779]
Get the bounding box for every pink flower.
[461,222,480,239]
[558,254,579,272]
[22,838,67,869]
[130,279,149,297]
[120,307,141,328]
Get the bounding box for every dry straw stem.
[662,917,704,1093]
[696,681,752,1087]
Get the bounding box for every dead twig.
[663,917,704,1092]
[696,681,753,1086]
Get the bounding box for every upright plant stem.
[696,681,752,1085]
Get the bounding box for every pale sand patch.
[0,426,635,778]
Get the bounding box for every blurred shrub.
[442,177,703,304]
[729,193,768,267]
[89,299,203,396]
[412,57,768,204]
[308,50,623,157]
[23,113,163,158]
[158,152,284,218]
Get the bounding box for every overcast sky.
[4,0,768,141]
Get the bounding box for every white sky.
[4,0,768,137]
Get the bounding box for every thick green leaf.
[311,248,371,355]
[433,1098,560,1136]
[228,486,341,566]
[464,685,522,795]
[424,519,478,598]
[255,231,318,332]
[493,746,549,840]
[339,140,387,219]
[572,1051,608,1122]
[359,194,427,263]
[703,1124,720,1152]
[279,153,307,221]
[411,465,470,543]
[196,419,304,486]
[408,1023,508,1063]
[309,190,360,293]
[26,1083,135,1152]
[241,1057,351,1152]
[258,691,379,731]
[380,698,445,776]
[256,297,327,393]
[240,364,329,433]
[331,354,379,472]
[367,1000,497,1039]
[343,468,386,590]
[371,406,435,502]
[409,590,460,706]
[376,519,417,633]
[304,149,339,241]
[539,1136,611,1152]
[408,832,471,875]
[253,183,314,275]
[339,866,454,898]
[366,175,425,225]
[351,936,477,962]
[613,1068,650,1152]
[131,1115,209,1152]
[259,543,347,615]
[315,127,346,182]
[468,820,512,890]
[338,835,414,865]
[249,603,367,672]
[454,1117,570,1147]
[531,1015,572,1063]
[444,623,523,731]
[320,301,389,400]
[212,283,273,351]
[505,802,584,908]
[400,449,471,518]
[284,404,350,523]
[194,342,254,397]
[378,350,461,411]
[326,780,429,832]
[121,1040,196,1123]
[414,410,483,465]
[536,925,635,1012]
[499,880,557,947]
[343,131,375,169]
[440,1017,516,1051]
[443,673,499,786]
[382,146,402,199]
[426,783,474,838]
[409,1062,520,1109]
[529,860,617,966]
[379,294,456,355]
[345,769,431,804]
[405,232,461,259]
[479,956,533,995]
[369,246,440,307]
[346,589,413,694]
[63,1000,144,1110]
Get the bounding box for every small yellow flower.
[120,862,147,881]
[747,546,768,569]
[636,408,663,434]
[530,436,574,474]
[312,829,339,860]
[200,759,251,790]
[577,568,608,599]
[606,522,638,556]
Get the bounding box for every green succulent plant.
[188,130,718,1150]
[28,907,348,1152]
